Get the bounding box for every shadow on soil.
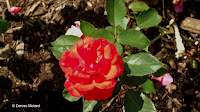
[1,1,108,111]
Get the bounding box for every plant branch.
[150,32,174,44]
[156,25,169,32]
[126,3,131,24]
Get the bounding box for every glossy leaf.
[122,74,148,86]
[141,79,156,94]
[105,18,129,35]
[50,35,81,59]
[80,20,96,36]
[121,73,148,86]
[125,91,157,112]
[153,64,168,77]
[89,29,115,43]
[63,88,81,102]
[118,17,129,31]
[105,26,122,35]
[0,17,11,33]
[118,30,149,49]
[129,1,149,12]
[114,42,123,55]
[137,8,162,29]
[112,82,121,97]
[140,92,157,112]
[123,53,163,76]
[50,46,71,60]
[83,100,98,112]
[106,0,127,26]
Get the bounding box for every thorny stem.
[126,3,131,24]
[150,32,174,44]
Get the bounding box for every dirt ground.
[0,0,200,112]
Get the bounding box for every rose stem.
[150,32,174,44]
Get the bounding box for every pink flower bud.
[151,73,173,86]
[9,6,22,15]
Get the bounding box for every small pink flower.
[173,0,183,13]
[65,21,85,38]
[151,73,173,86]
[9,6,22,15]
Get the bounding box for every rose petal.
[104,44,113,60]
[65,26,83,37]
[65,21,83,37]
[161,73,173,86]
[64,80,86,97]
[9,6,22,15]
[94,79,116,89]
[151,75,163,82]
[84,87,115,101]
[59,50,84,74]
[73,81,95,91]
[152,73,173,86]
[105,65,120,80]
[74,21,80,28]
[173,0,183,13]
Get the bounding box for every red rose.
[59,37,124,101]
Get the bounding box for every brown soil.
[0,0,200,112]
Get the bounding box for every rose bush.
[59,37,124,101]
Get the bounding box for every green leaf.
[112,82,121,97]
[153,64,168,77]
[106,0,127,26]
[122,74,148,86]
[142,45,149,52]
[50,35,81,59]
[141,79,156,94]
[129,1,149,12]
[117,17,130,31]
[93,101,103,111]
[125,91,157,112]
[118,30,150,49]
[136,8,162,29]
[123,0,130,3]
[0,17,11,33]
[105,18,129,35]
[63,88,81,102]
[83,100,98,112]
[123,53,163,76]
[89,29,115,43]
[80,20,96,36]
[105,26,122,35]
[114,42,123,55]
[50,46,71,60]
